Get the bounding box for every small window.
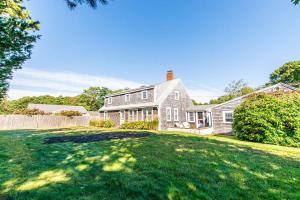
[125,94,130,102]
[166,107,172,122]
[104,111,108,120]
[188,112,195,122]
[175,91,180,100]
[141,90,148,100]
[108,97,112,104]
[223,111,233,123]
[174,108,179,121]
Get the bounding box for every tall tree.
[77,87,111,111]
[292,0,300,5]
[0,0,40,100]
[269,61,300,85]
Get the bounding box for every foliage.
[13,108,49,116]
[292,0,300,5]
[77,87,111,111]
[121,119,159,130]
[0,87,113,115]
[90,119,115,128]
[192,99,209,105]
[233,92,300,147]
[210,80,254,104]
[0,0,40,100]
[65,0,109,9]
[269,61,300,85]
[58,110,82,117]
[0,128,299,199]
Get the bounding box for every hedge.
[120,119,159,130]
[233,91,300,147]
[90,120,115,128]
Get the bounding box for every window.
[223,111,233,123]
[174,108,179,121]
[104,111,108,120]
[128,110,134,121]
[141,90,148,100]
[125,94,130,102]
[166,107,172,121]
[188,112,195,122]
[175,91,180,100]
[120,111,125,120]
[108,97,112,104]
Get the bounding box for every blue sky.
[8,0,300,102]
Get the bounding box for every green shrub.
[90,120,115,128]
[14,108,50,116]
[120,119,159,130]
[233,91,300,147]
[58,110,82,117]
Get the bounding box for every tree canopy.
[65,0,109,9]
[0,0,39,100]
[292,0,300,5]
[269,61,300,85]
[209,80,254,104]
[0,86,113,115]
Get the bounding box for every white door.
[120,111,125,125]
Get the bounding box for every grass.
[0,128,299,200]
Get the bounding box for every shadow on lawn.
[0,130,299,200]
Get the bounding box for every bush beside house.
[90,120,115,128]
[120,119,159,130]
[233,92,300,147]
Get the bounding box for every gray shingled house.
[99,71,192,130]
[99,71,299,133]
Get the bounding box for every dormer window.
[125,94,130,102]
[175,91,180,100]
[141,90,148,100]
[108,97,112,104]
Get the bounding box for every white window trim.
[108,97,112,104]
[174,91,180,100]
[125,94,130,102]
[188,112,195,122]
[104,111,108,120]
[166,107,172,122]
[223,111,233,123]
[141,90,148,100]
[174,108,179,121]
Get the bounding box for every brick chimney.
[166,70,174,81]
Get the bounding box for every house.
[99,71,192,130]
[99,71,299,133]
[186,83,299,134]
[27,104,89,116]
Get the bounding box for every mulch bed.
[44,132,151,144]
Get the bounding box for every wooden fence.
[0,115,100,130]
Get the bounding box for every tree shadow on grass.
[0,130,300,200]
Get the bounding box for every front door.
[120,111,125,125]
[197,112,205,128]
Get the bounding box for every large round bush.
[233,91,300,147]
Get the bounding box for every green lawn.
[0,128,299,200]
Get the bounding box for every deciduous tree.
[0,0,39,99]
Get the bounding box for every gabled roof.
[99,79,182,111]
[211,83,299,109]
[28,104,88,113]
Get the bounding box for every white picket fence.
[0,115,100,130]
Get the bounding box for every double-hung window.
[188,112,195,122]
[223,111,233,123]
[175,91,180,100]
[166,107,172,122]
[104,111,108,120]
[125,94,130,102]
[174,108,179,121]
[108,97,112,104]
[141,90,148,100]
